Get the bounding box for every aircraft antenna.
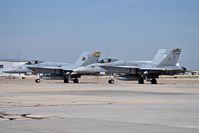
[17,51,21,60]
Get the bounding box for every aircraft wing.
[140,66,183,71]
[27,66,74,74]
[101,65,184,75]
[100,65,139,74]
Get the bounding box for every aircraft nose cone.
[2,70,8,73]
[3,68,15,73]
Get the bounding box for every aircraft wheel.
[151,78,157,84]
[35,79,40,83]
[108,79,114,84]
[138,78,144,84]
[73,78,79,83]
[64,78,69,83]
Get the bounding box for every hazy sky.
[0,0,198,70]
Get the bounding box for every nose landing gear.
[108,79,114,84]
[35,79,41,83]
[108,75,114,84]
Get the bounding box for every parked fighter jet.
[27,51,101,83]
[3,60,42,75]
[74,48,186,84]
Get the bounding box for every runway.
[0,76,199,133]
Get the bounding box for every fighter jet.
[75,48,186,84]
[3,60,43,75]
[27,51,101,83]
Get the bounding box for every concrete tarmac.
[0,76,199,133]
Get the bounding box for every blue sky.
[0,0,198,70]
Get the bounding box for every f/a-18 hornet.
[75,48,186,84]
[27,51,101,83]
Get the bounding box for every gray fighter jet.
[27,51,101,83]
[75,48,186,84]
[3,60,42,75]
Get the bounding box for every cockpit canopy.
[98,58,118,63]
[25,60,43,65]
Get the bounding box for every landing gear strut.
[138,78,144,84]
[151,78,157,84]
[64,77,69,83]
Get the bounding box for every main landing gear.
[151,78,157,84]
[64,77,79,83]
[73,78,79,83]
[138,77,157,84]
[138,77,144,84]
[64,77,69,83]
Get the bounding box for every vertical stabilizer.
[152,49,168,65]
[157,48,181,66]
[75,51,101,67]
